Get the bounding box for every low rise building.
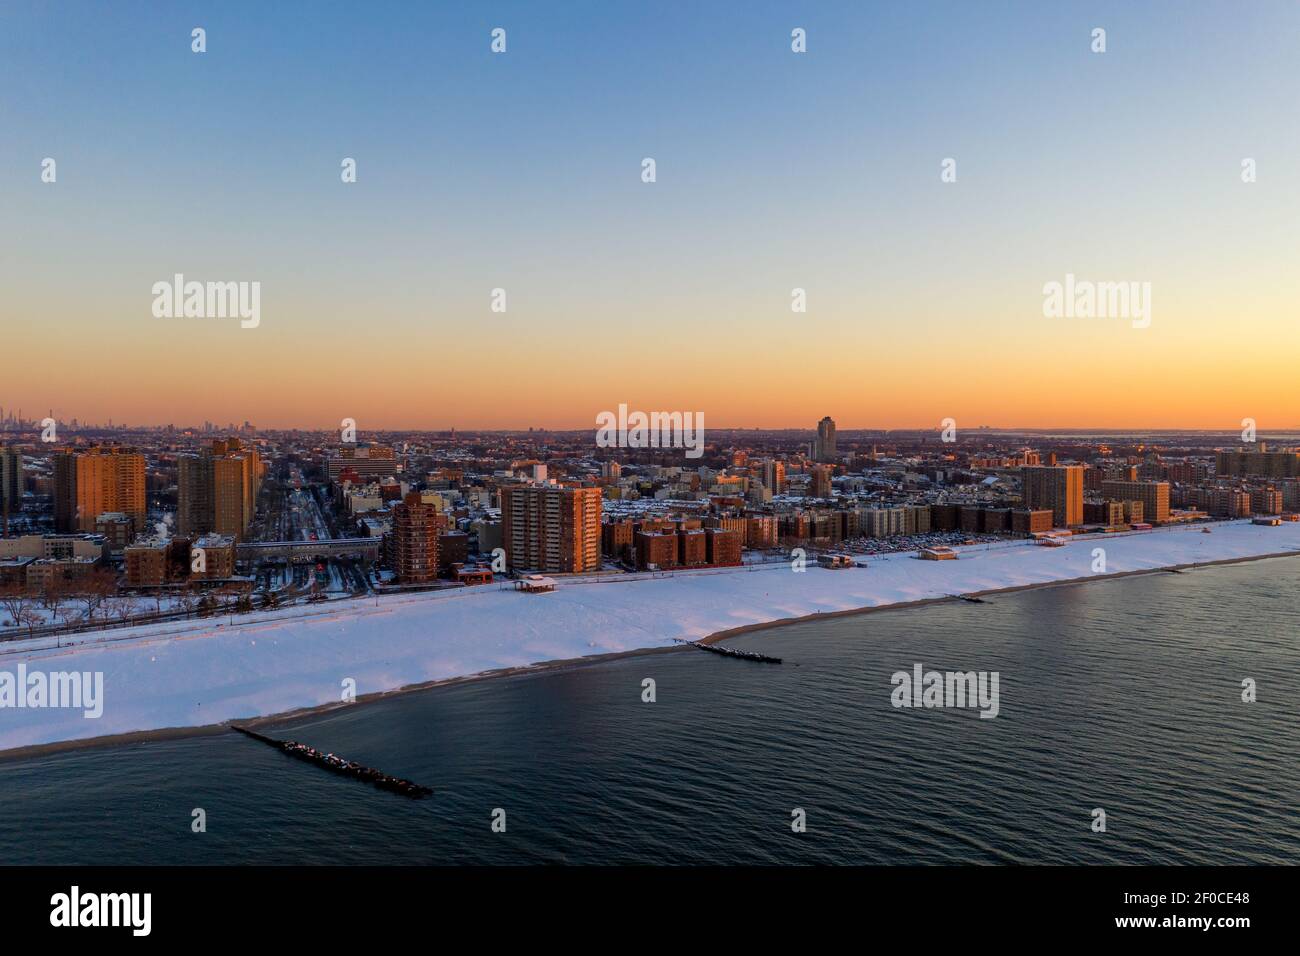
[706,528,742,566]
[26,556,99,591]
[125,539,170,587]
[635,530,678,571]
[192,534,237,579]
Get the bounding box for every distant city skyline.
[5,400,1300,435]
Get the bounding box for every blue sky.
[2,1,1298,428]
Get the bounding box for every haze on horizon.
[4,406,1299,436]
[3,1,1297,432]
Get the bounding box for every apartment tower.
[392,491,441,583]
[178,440,263,540]
[0,445,22,520]
[501,483,602,574]
[1100,479,1171,524]
[70,447,146,533]
[1021,465,1084,528]
[814,416,837,462]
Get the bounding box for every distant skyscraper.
[814,416,837,462]
[1021,465,1084,528]
[816,418,837,463]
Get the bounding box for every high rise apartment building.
[0,445,22,516]
[814,416,837,462]
[213,456,253,538]
[1216,449,1300,478]
[810,464,833,499]
[177,439,263,540]
[53,451,77,532]
[326,444,398,481]
[177,454,213,536]
[1249,487,1283,515]
[55,447,147,534]
[1100,479,1171,524]
[392,491,443,583]
[760,459,786,495]
[1021,465,1084,527]
[1198,487,1252,517]
[501,483,602,574]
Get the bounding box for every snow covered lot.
[2,520,1297,752]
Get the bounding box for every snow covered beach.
[2,520,1298,754]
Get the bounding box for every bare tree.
[18,608,42,638]
[39,577,64,611]
[175,584,198,617]
[109,594,136,626]
[0,583,30,630]
[55,602,79,630]
[73,569,117,624]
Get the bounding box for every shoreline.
[4,544,1297,763]
[696,547,1300,644]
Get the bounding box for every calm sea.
[2,559,1296,865]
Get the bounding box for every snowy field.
[0,593,195,630]
[2,520,1298,752]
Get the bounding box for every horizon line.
[1,421,1296,436]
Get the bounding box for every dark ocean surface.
[2,560,1296,865]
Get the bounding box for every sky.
[2,1,1298,431]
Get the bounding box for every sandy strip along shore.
[3,544,1296,762]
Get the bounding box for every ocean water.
[1,559,1296,865]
